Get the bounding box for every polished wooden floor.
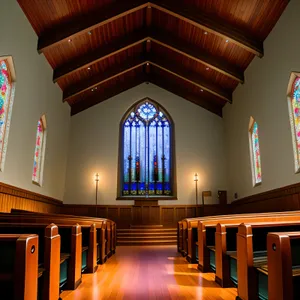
[61,246,237,300]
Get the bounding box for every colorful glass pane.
[32,119,44,184]
[137,102,157,121]
[122,101,172,196]
[291,77,300,170]
[0,60,12,164]
[251,121,262,184]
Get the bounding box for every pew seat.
[207,246,216,272]
[0,234,38,300]
[82,246,89,272]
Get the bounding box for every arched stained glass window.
[120,99,174,197]
[288,75,300,172]
[0,58,15,171]
[32,116,46,186]
[249,117,262,186]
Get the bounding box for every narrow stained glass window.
[0,59,15,171]
[32,116,46,186]
[249,118,262,186]
[289,76,300,172]
[121,100,173,196]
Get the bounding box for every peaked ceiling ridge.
[37,0,263,57]
[54,27,244,84]
[70,76,223,117]
[63,53,232,104]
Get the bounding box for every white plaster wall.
[0,0,70,200]
[64,83,227,205]
[223,0,300,203]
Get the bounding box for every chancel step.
[130,225,163,228]
[117,226,177,246]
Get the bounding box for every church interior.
[0,0,299,299]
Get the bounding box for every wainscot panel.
[0,182,62,213]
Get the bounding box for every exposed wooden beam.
[63,50,231,103]
[38,1,263,57]
[54,28,243,84]
[53,30,147,83]
[149,75,223,117]
[71,75,147,116]
[150,29,244,83]
[150,0,264,57]
[63,57,147,102]
[38,0,149,53]
[148,55,232,103]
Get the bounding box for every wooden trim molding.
[0,182,62,213]
[230,182,300,213]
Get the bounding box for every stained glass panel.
[251,121,262,184]
[122,101,172,196]
[291,77,300,171]
[32,119,45,184]
[0,60,13,170]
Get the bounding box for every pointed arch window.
[288,74,300,173]
[0,57,16,171]
[119,98,176,198]
[249,117,262,186]
[32,116,46,186]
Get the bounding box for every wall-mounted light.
[95,173,99,217]
[194,173,198,210]
[194,173,198,182]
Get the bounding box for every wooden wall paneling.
[107,207,118,221]
[132,206,142,224]
[161,207,174,225]
[150,206,160,224]
[175,207,186,222]
[0,182,62,213]
[186,207,196,218]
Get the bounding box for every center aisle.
[61,246,237,300]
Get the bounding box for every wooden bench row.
[0,210,116,300]
[178,212,300,300]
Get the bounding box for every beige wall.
[0,0,70,200]
[223,0,300,202]
[64,83,228,205]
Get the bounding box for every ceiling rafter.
[53,29,148,82]
[149,75,223,117]
[63,54,231,103]
[37,0,149,53]
[148,56,232,103]
[37,1,263,57]
[70,75,147,116]
[150,0,263,57]
[63,56,147,102]
[54,28,244,84]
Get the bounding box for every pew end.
[0,234,39,300]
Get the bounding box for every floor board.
[61,246,237,300]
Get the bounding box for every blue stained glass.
[122,101,172,196]
[123,123,130,183]
[164,123,170,183]
[157,123,163,182]
[139,121,146,183]
[149,122,156,193]
[137,102,157,121]
[131,123,136,184]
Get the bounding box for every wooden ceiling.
[17,0,289,116]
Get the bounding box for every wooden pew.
[8,210,105,266]
[0,234,38,300]
[236,221,300,300]
[267,232,300,300]
[196,211,300,273]
[11,209,113,263]
[0,218,82,293]
[185,211,300,263]
[0,223,60,300]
